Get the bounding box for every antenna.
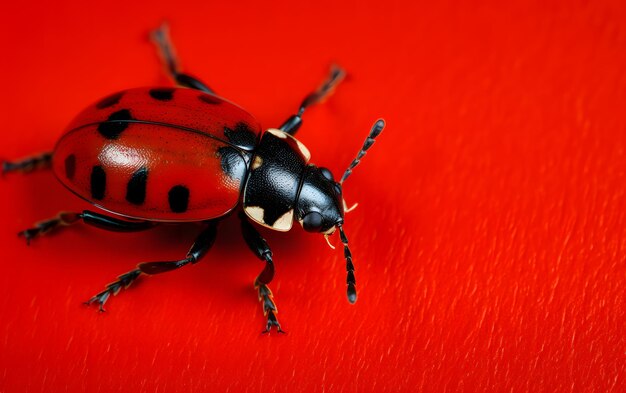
[339,226,357,304]
[340,119,385,184]
[336,119,385,303]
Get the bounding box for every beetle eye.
[302,211,323,232]
[319,167,334,181]
[334,183,342,195]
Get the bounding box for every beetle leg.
[85,221,218,312]
[18,212,82,245]
[279,65,346,136]
[151,23,215,94]
[84,269,142,312]
[18,210,155,245]
[2,152,52,176]
[239,212,285,334]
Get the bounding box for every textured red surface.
[1,1,625,392]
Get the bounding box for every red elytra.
[52,87,262,222]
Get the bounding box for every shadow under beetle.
[2,24,385,333]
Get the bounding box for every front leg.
[239,212,285,334]
[278,66,345,135]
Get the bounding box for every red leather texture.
[1,1,624,391]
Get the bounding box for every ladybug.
[2,24,385,333]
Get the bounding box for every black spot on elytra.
[223,122,257,148]
[149,88,175,101]
[64,154,76,179]
[217,146,247,181]
[98,109,133,140]
[90,165,106,200]
[96,92,124,109]
[198,93,222,105]
[125,167,148,205]
[168,185,189,213]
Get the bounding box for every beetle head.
[295,166,344,234]
[296,119,385,304]
[295,118,386,232]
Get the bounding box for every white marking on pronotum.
[293,138,311,162]
[266,128,311,161]
[245,206,266,224]
[251,156,263,170]
[267,128,288,139]
[271,209,294,231]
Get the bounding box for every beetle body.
[4,25,384,333]
[54,87,260,222]
[53,86,344,233]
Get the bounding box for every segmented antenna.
[340,119,385,184]
[339,226,357,304]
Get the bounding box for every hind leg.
[2,152,52,175]
[18,210,155,245]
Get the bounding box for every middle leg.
[85,220,219,311]
[151,23,215,94]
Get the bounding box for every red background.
[1,1,625,392]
